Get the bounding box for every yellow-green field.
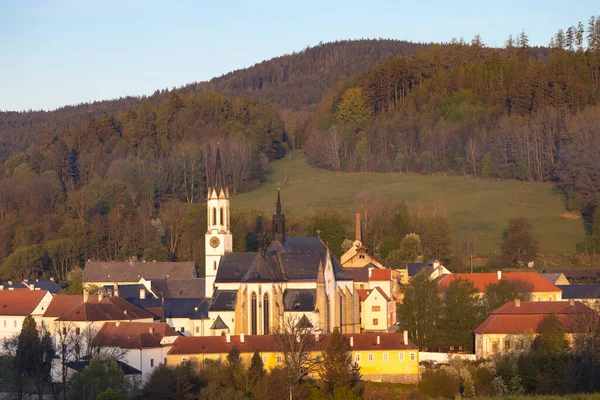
[232,152,585,255]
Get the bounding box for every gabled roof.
[128,297,209,319]
[209,290,238,312]
[557,285,600,300]
[210,315,229,330]
[168,333,418,355]
[474,300,591,335]
[23,280,61,293]
[150,279,206,299]
[540,273,565,285]
[216,237,353,284]
[56,296,154,322]
[296,314,313,328]
[43,295,83,318]
[369,269,392,281]
[283,289,316,312]
[83,261,197,282]
[437,272,561,294]
[0,290,49,316]
[357,287,391,303]
[92,322,178,349]
[407,263,428,277]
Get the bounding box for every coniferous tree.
[319,328,355,393]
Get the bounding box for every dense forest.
[1,19,600,282]
[305,21,600,221]
[0,39,424,159]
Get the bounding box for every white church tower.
[205,145,232,298]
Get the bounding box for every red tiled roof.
[373,286,392,302]
[0,290,49,316]
[56,296,154,322]
[43,295,83,318]
[93,322,178,349]
[437,272,561,294]
[369,269,392,281]
[474,300,591,334]
[357,289,372,302]
[168,333,418,355]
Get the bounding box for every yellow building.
[167,332,419,383]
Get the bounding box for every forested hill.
[0,39,425,159]
[195,39,427,110]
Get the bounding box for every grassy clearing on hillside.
[232,152,584,255]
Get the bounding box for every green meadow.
[231,152,584,255]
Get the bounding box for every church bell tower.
[272,188,286,244]
[205,145,232,298]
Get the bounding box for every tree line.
[305,17,600,224]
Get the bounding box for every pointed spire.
[214,143,224,193]
[276,185,282,215]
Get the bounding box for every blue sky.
[0,0,597,111]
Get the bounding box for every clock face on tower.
[210,236,220,248]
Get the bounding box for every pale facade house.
[0,289,53,345]
[474,299,590,359]
[358,288,396,332]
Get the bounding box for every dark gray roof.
[100,284,153,301]
[67,359,141,375]
[129,298,209,319]
[209,290,238,311]
[216,236,352,284]
[540,273,564,284]
[150,279,206,299]
[557,285,600,299]
[296,314,313,329]
[83,261,197,282]
[283,289,316,312]
[210,315,229,330]
[23,280,61,293]
[407,263,428,277]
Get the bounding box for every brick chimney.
[83,289,89,303]
[226,333,231,343]
[404,330,408,345]
[240,333,245,343]
[113,283,119,297]
[350,336,354,347]
[376,335,380,345]
[515,299,521,308]
[497,270,502,280]
[355,213,361,242]
[98,289,103,301]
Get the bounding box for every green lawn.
[232,151,585,255]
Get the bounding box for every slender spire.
[214,143,224,192]
[276,185,282,215]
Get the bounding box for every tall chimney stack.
[403,330,409,345]
[355,213,361,242]
[497,270,502,280]
[83,288,89,303]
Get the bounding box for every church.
[204,148,361,336]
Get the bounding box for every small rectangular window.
[276,355,282,364]
[505,339,511,350]
[195,326,199,334]
[372,306,381,312]
[182,357,188,362]
[383,353,389,362]
[368,353,374,362]
[62,327,67,335]
[373,318,379,326]
[180,327,185,333]
[13,320,17,328]
[548,296,553,301]
[76,327,80,335]
[262,355,268,364]
[150,359,154,367]
[164,358,167,365]
[3,320,6,328]
[355,354,361,363]
[399,353,404,361]
[410,352,415,361]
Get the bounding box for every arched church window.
[220,207,224,225]
[251,292,258,335]
[263,293,270,334]
[212,207,217,226]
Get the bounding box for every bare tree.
[272,315,321,400]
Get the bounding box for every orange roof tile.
[43,295,83,318]
[56,296,153,322]
[168,333,417,355]
[0,290,49,316]
[369,269,392,281]
[437,272,561,294]
[357,289,372,302]
[93,322,178,349]
[474,300,591,334]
